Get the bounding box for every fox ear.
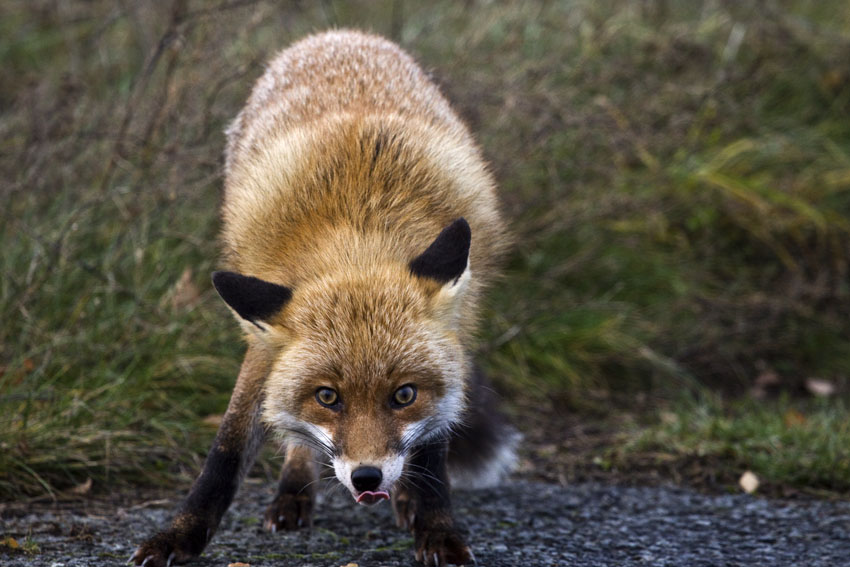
[409,218,471,286]
[211,271,292,330]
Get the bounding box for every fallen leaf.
[754,369,779,386]
[739,470,759,494]
[535,443,559,457]
[659,411,678,425]
[1,536,20,549]
[202,413,224,427]
[340,563,359,567]
[228,563,251,567]
[71,477,93,495]
[821,68,846,91]
[783,409,806,427]
[750,368,780,399]
[805,378,835,397]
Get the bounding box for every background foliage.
[2,0,850,499]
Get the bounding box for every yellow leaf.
[739,470,759,494]
[2,537,20,549]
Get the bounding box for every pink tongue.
[356,490,390,505]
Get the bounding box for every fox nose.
[351,466,383,492]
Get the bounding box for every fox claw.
[264,488,314,532]
[132,526,205,567]
[414,525,474,566]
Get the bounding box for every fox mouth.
[355,490,390,506]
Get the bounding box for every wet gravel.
[3,479,850,566]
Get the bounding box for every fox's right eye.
[315,387,339,408]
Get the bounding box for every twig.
[99,0,189,192]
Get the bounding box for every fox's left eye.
[391,384,417,407]
[316,387,340,408]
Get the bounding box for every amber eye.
[316,387,339,408]
[392,384,417,408]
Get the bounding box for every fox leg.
[392,483,416,531]
[404,441,474,567]
[264,444,318,532]
[132,344,271,567]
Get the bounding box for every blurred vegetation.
[625,395,850,494]
[2,0,850,499]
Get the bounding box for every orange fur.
[220,30,508,462]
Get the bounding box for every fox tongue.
[356,491,390,505]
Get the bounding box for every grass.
[2,0,850,499]
[473,1,850,395]
[626,394,850,494]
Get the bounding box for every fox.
[131,29,517,567]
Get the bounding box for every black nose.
[351,466,383,492]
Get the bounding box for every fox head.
[212,218,472,504]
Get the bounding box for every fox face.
[213,218,472,504]
[265,273,467,504]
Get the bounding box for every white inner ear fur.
[231,309,289,346]
[228,309,273,341]
[433,262,471,326]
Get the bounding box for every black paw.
[263,486,314,532]
[414,526,475,566]
[130,526,207,567]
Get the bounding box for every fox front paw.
[263,487,314,532]
[392,486,416,531]
[414,526,475,566]
[130,527,206,567]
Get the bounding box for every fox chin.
[131,29,518,567]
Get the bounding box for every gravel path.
[3,480,850,566]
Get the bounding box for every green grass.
[2,0,850,498]
[473,1,850,395]
[628,394,850,494]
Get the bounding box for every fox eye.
[391,384,417,408]
[316,387,339,408]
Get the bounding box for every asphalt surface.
[3,479,850,566]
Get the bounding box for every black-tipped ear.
[211,271,292,326]
[409,218,471,284]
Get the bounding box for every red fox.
[132,29,517,567]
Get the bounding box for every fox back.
[222,30,506,317]
[216,30,509,487]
